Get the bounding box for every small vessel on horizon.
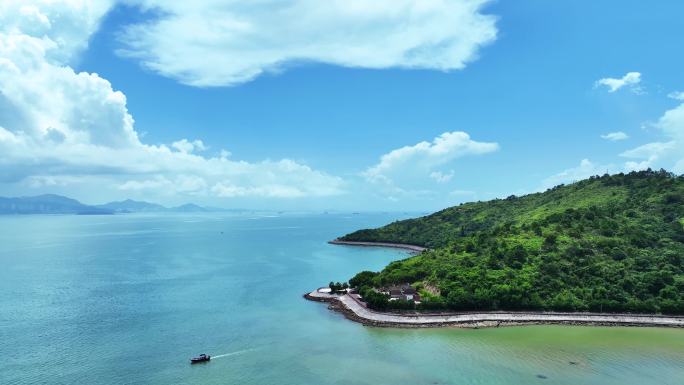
[190,354,211,364]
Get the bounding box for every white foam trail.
[211,349,255,359]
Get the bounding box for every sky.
[0,0,683,211]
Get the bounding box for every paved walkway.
[328,240,427,253]
[308,289,684,327]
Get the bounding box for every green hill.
[343,170,684,314]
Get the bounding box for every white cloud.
[25,175,85,188]
[0,1,344,202]
[595,72,642,93]
[668,91,684,101]
[600,131,629,141]
[621,142,675,161]
[117,0,498,87]
[542,159,613,189]
[0,0,115,63]
[172,139,207,154]
[620,102,684,173]
[364,131,498,190]
[118,176,172,191]
[429,170,455,183]
[658,102,684,144]
[212,183,305,199]
[118,174,206,195]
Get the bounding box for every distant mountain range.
[0,195,224,215]
[0,194,113,215]
[96,199,168,213]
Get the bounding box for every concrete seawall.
[305,289,684,329]
[328,240,427,253]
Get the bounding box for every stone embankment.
[328,239,427,253]
[304,288,684,329]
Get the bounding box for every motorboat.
[190,353,211,364]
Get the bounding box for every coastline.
[304,289,684,329]
[328,239,427,253]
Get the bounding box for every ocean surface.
[1,213,682,385]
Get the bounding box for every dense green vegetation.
[345,170,684,314]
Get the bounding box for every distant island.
[97,199,221,213]
[315,170,684,321]
[0,194,229,215]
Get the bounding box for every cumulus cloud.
[0,1,344,201]
[172,139,207,154]
[600,131,629,141]
[0,0,115,63]
[620,102,684,173]
[364,131,498,190]
[117,0,498,87]
[595,72,642,93]
[542,159,613,189]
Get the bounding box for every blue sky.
[1,1,683,210]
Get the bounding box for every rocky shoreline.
[303,291,684,329]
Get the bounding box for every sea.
[1,213,682,385]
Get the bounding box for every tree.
[349,271,378,288]
[340,171,684,314]
[329,281,348,293]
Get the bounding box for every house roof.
[386,284,417,296]
[402,286,416,294]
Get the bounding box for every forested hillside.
[345,170,684,314]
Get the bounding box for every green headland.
[341,170,684,314]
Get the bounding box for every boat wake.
[211,349,255,360]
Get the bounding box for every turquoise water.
[1,213,682,385]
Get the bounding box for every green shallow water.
[0,213,682,385]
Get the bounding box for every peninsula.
[304,288,684,328]
[308,170,684,326]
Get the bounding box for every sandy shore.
[328,239,427,253]
[304,289,684,329]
